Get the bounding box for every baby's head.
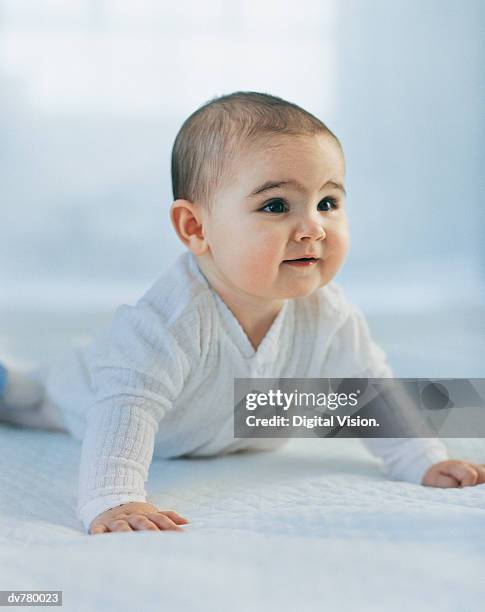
[170,91,348,303]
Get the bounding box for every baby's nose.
[294,218,326,240]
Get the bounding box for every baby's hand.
[88,502,190,535]
[422,460,485,488]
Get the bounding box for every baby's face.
[199,133,349,301]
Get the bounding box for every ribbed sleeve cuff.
[385,440,450,485]
[78,494,147,533]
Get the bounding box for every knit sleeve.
[327,301,449,485]
[76,301,191,533]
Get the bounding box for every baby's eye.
[259,199,288,214]
[317,197,339,212]
[259,197,339,214]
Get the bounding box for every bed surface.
[0,424,484,611]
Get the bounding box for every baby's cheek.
[237,249,276,288]
[328,225,349,257]
[243,251,272,278]
[338,219,350,247]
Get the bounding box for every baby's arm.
[77,302,191,534]
[327,297,464,486]
[77,386,172,533]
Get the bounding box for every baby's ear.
[170,199,207,255]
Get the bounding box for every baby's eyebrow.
[248,178,347,197]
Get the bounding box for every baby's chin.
[283,286,324,299]
[276,279,329,300]
[241,267,335,300]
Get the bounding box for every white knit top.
[47,251,448,532]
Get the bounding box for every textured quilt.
[0,424,484,612]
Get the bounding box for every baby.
[1,91,484,536]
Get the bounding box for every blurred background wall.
[0,0,483,377]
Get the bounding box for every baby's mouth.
[283,257,320,262]
[282,257,320,267]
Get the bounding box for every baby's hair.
[171,91,342,214]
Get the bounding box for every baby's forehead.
[230,134,344,182]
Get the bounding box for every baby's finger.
[473,465,485,484]
[447,463,478,487]
[160,510,190,524]
[126,515,160,531]
[148,513,185,532]
[432,473,461,488]
[89,524,108,535]
[109,519,133,532]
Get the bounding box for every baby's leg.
[0,362,66,431]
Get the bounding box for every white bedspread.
[0,424,484,612]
